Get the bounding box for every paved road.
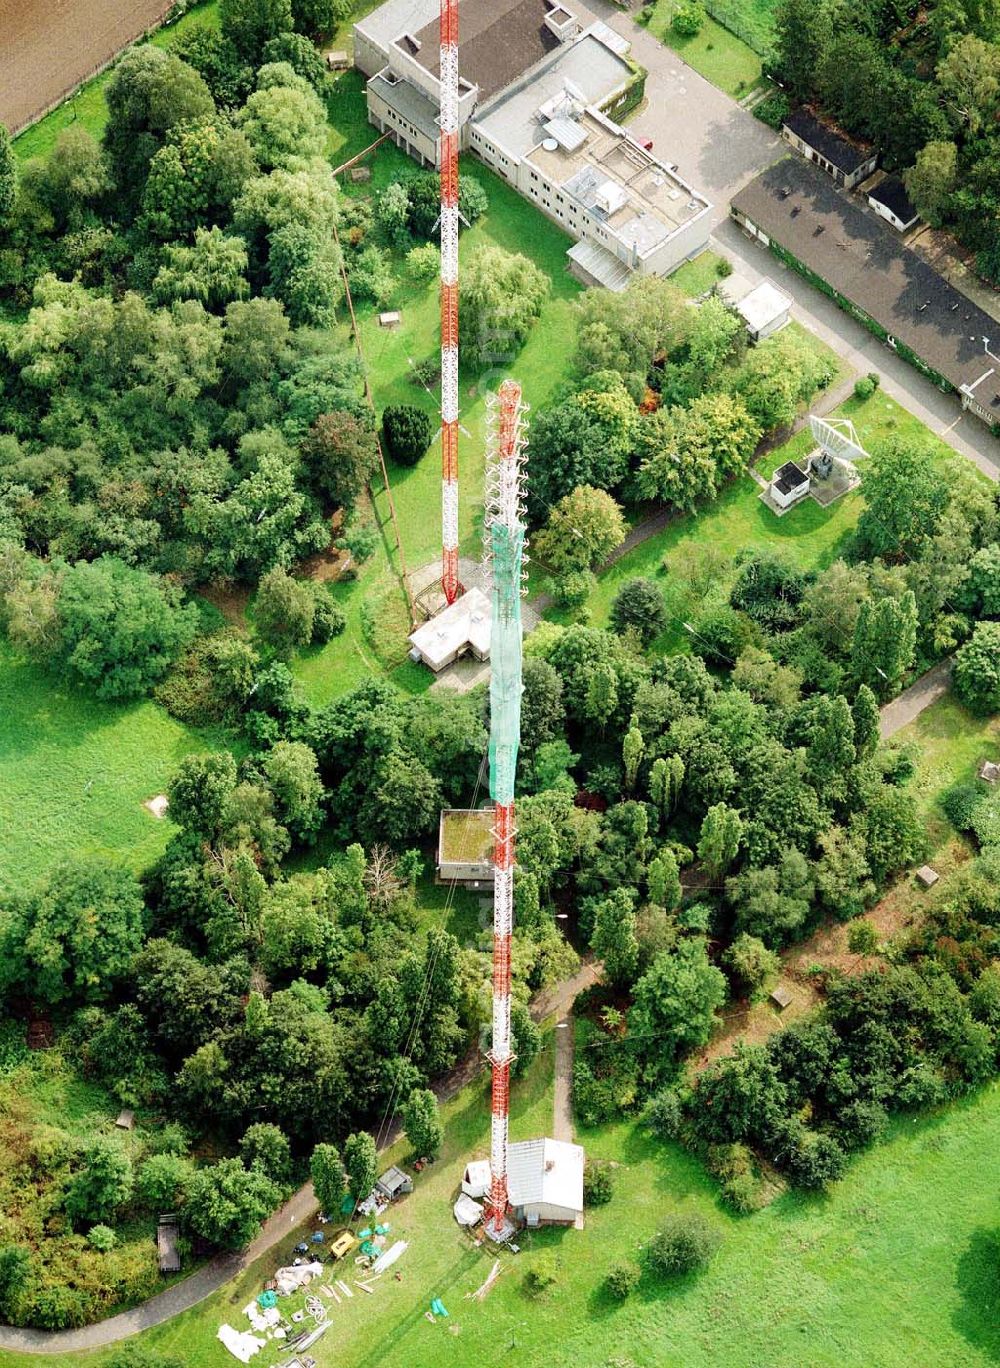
[716,221,1000,482]
[879,659,955,739]
[0,959,602,1356]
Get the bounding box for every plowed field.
[0,0,169,133]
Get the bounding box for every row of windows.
[381,104,420,142]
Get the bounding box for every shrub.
[606,1261,640,1299]
[715,257,733,278]
[525,1253,557,1294]
[970,797,1000,849]
[721,1171,762,1214]
[86,1225,116,1252]
[854,376,876,401]
[723,933,780,1000]
[135,1153,193,1212]
[310,589,346,643]
[406,243,440,282]
[754,91,790,130]
[584,1160,614,1207]
[643,1087,683,1141]
[846,919,879,956]
[382,405,433,467]
[672,1,705,36]
[550,569,597,613]
[835,1099,888,1152]
[783,1127,847,1188]
[645,1214,721,1276]
[610,577,668,644]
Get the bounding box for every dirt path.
[552,1013,575,1143]
[0,958,601,1355]
[879,658,954,739]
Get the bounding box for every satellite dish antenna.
[807,415,869,480]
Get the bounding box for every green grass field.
[641,2,764,97]
[13,1038,998,1368]
[0,639,222,890]
[897,692,1000,838]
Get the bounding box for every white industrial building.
[355,0,712,286]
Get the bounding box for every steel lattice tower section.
[439,0,460,604]
[483,379,528,1238]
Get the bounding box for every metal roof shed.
[375,1166,413,1200]
[507,1137,584,1226]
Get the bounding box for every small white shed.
[462,1159,492,1198]
[736,280,792,341]
[507,1138,584,1227]
[769,460,810,510]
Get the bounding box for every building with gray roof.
[731,158,1000,427]
[356,0,711,285]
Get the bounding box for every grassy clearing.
[641,2,764,98]
[697,0,779,55]
[668,249,730,297]
[16,1045,1000,1368]
[897,692,1000,835]
[293,142,581,707]
[11,1,221,161]
[0,639,223,891]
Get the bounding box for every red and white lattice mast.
[439,0,460,604]
[483,380,528,1239]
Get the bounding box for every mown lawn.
[0,639,223,891]
[668,248,730,297]
[641,2,763,98]
[18,1047,1000,1368]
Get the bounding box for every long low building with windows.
[731,158,1000,429]
[355,0,712,287]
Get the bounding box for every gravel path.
[0,960,602,1355]
[552,1013,576,1144]
[879,658,954,739]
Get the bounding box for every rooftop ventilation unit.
[595,180,628,215]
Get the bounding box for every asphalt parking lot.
[573,0,782,226]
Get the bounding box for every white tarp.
[462,1160,490,1198]
[273,1260,324,1296]
[453,1194,484,1227]
[217,1324,265,1363]
[371,1239,409,1274]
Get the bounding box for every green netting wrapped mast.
[483,378,527,1237]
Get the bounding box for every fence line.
[10,2,176,137]
[701,0,773,56]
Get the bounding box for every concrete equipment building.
[355,0,712,286]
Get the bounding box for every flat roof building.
[731,279,792,341]
[438,807,494,884]
[731,158,1000,427]
[357,0,711,284]
[782,107,878,190]
[408,585,491,672]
